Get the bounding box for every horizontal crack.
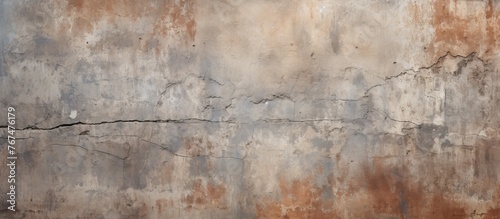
[15,118,237,131]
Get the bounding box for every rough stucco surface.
[0,0,499,218]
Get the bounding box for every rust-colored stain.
[255,157,493,219]
[347,160,468,218]
[153,0,197,41]
[155,199,169,214]
[485,208,500,219]
[65,0,196,42]
[429,0,499,58]
[183,179,227,209]
[184,137,215,157]
[256,175,338,219]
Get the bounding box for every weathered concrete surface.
[0,0,499,218]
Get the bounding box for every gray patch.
[44,189,58,211]
[60,82,79,105]
[342,132,368,159]
[19,150,37,168]
[33,35,69,57]
[189,156,210,177]
[416,124,448,150]
[230,124,256,145]
[168,47,195,74]
[111,33,134,48]
[353,72,366,86]
[236,208,257,219]
[321,184,334,200]
[441,139,452,148]
[294,27,311,49]
[0,43,5,77]
[82,74,97,83]
[311,137,334,150]
[122,145,152,190]
[147,38,159,51]
[214,158,243,178]
[330,24,340,54]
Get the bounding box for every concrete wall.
[0,0,499,218]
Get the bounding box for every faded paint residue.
[430,0,499,58]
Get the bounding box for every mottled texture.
[0,0,499,218]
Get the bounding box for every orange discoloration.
[183,179,227,209]
[64,0,196,42]
[256,175,338,219]
[153,0,197,41]
[430,0,499,59]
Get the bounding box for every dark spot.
[79,130,90,135]
[311,138,333,150]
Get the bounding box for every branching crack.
[384,52,481,80]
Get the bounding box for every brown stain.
[64,0,196,42]
[484,208,500,219]
[183,179,227,209]
[256,175,338,219]
[429,0,499,59]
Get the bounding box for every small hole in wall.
[393,62,397,64]
[139,37,142,40]
[86,42,88,44]
[192,44,195,47]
